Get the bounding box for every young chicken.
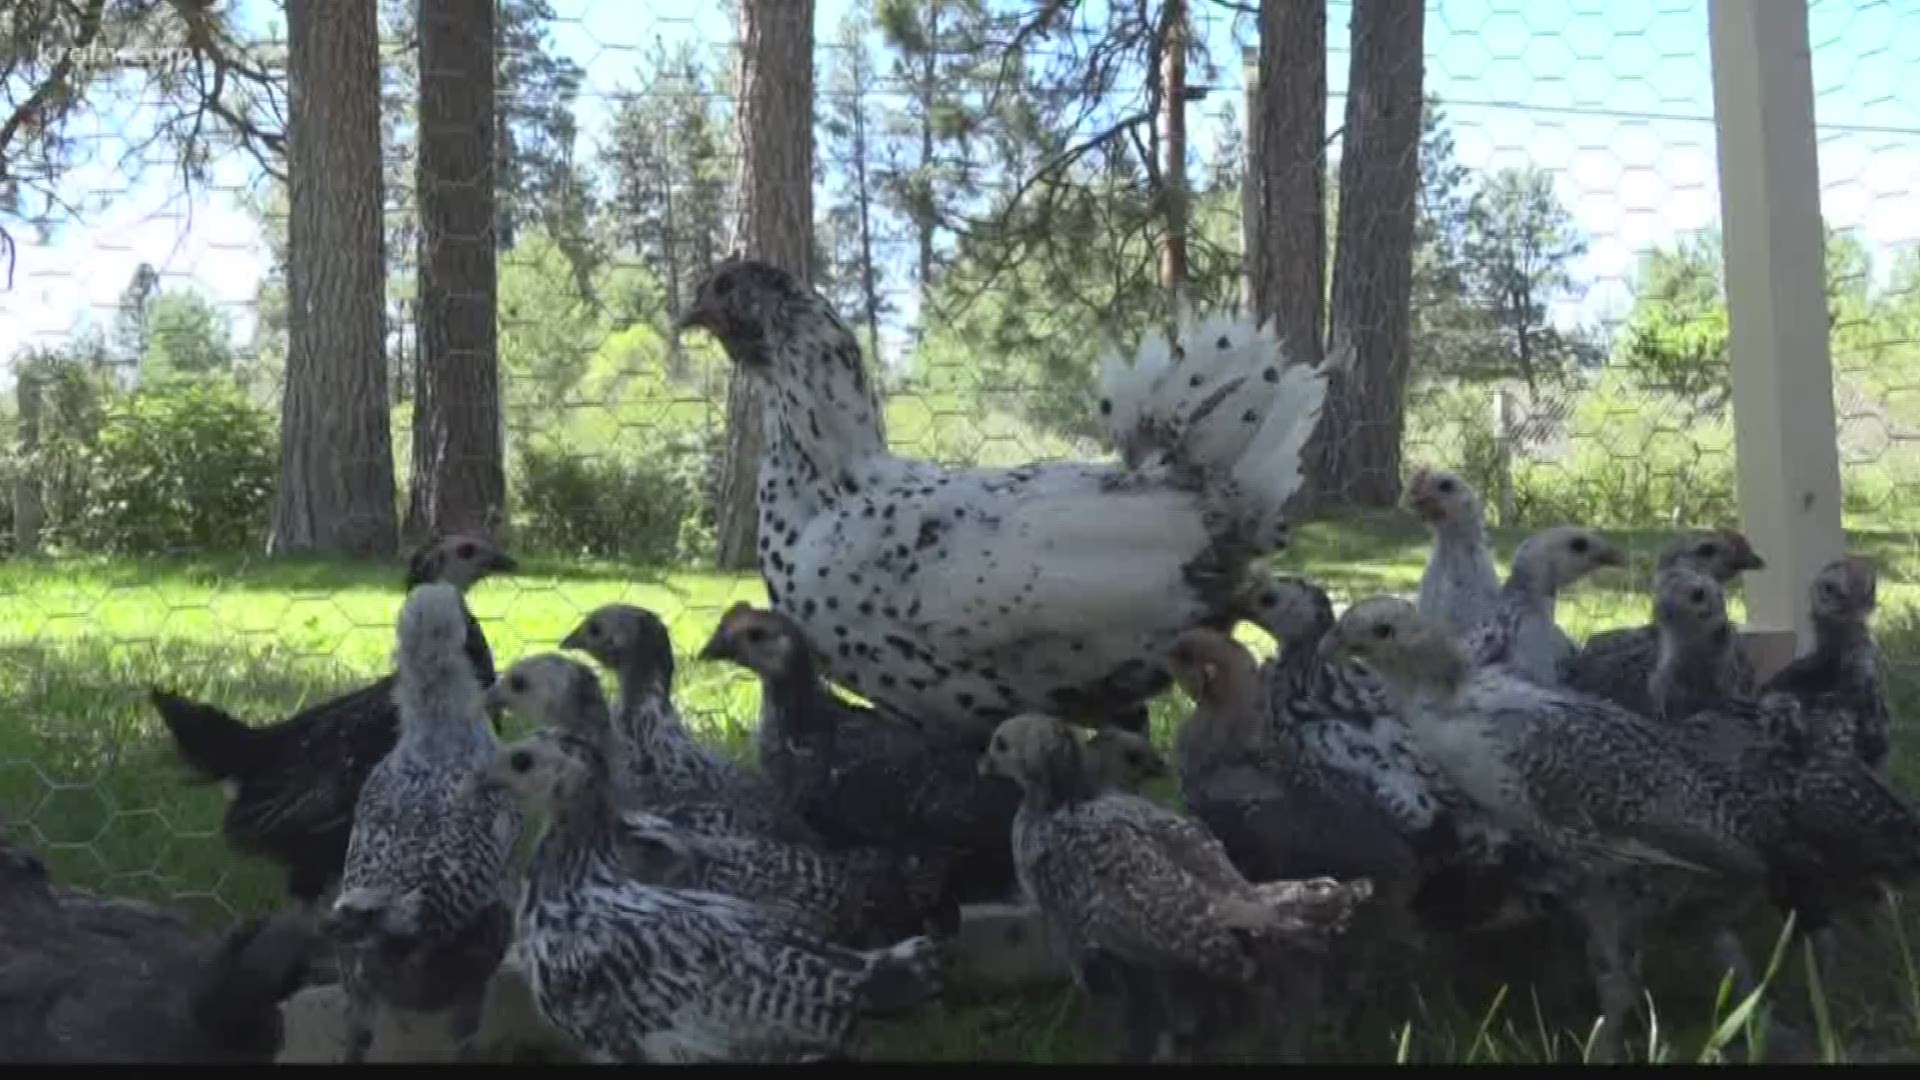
[1560,529,1766,717]
[1403,467,1503,639]
[559,603,799,834]
[678,257,1331,743]
[483,731,945,1063]
[1460,525,1626,686]
[326,582,523,1064]
[1646,567,1747,724]
[700,602,1023,902]
[1760,554,1890,772]
[147,533,517,909]
[485,656,957,945]
[1321,597,1769,1062]
[979,712,1373,1062]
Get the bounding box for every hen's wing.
[894,466,1218,655]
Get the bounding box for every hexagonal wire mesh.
[0,0,1914,1055]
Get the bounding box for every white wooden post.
[1708,0,1847,679]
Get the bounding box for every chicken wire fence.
[0,0,1914,931]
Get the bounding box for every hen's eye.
[1126,750,1145,765]
[1570,537,1591,554]
[508,750,532,773]
[586,622,601,638]
[1372,623,1395,641]
[713,275,735,298]
[745,628,769,644]
[1695,542,1716,558]
[1436,479,1455,493]
[456,542,476,560]
[1690,588,1706,604]
[507,674,527,693]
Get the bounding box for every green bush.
[512,430,713,564]
[78,376,279,555]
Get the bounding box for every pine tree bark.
[1158,0,1189,298]
[1314,0,1423,508]
[407,0,505,543]
[713,0,815,570]
[1247,0,1326,362]
[271,0,399,558]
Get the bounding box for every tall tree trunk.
[915,2,938,311]
[407,0,504,543]
[852,74,882,356]
[713,0,815,570]
[1313,0,1423,508]
[272,0,399,558]
[1248,0,1326,361]
[1158,0,1189,299]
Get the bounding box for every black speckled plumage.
[701,603,1024,902]
[1757,555,1890,772]
[145,535,515,907]
[1561,529,1766,719]
[486,731,945,1063]
[328,582,523,1064]
[556,607,814,845]
[981,712,1374,1062]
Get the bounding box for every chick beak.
[674,296,714,335]
[1595,544,1628,569]
[1741,550,1767,572]
[976,753,997,778]
[559,627,587,653]
[1144,755,1170,780]
[488,551,519,575]
[481,682,508,720]
[1315,632,1347,664]
[697,628,733,663]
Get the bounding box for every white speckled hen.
[1560,529,1766,717]
[558,604,813,843]
[146,534,515,909]
[678,258,1330,740]
[484,729,945,1062]
[980,712,1374,1062]
[327,582,523,1064]
[1759,554,1890,772]
[1460,525,1625,686]
[1323,597,1771,1061]
[486,657,957,945]
[1403,467,1504,639]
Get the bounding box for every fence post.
[1708,0,1846,677]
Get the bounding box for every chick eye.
[456,542,476,559]
[1372,623,1395,640]
[586,622,601,638]
[745,628,769,644]
[1436,479,1456,493]
[1695,542,1716,558]
[1126,750,1145,766]
[713,275,735,298]
[993,735,1009,752]
[507,674,527,693]
[508,750,532,773]
[1690,588,1706,604]
[1570,537,1591,554]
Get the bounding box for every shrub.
[78,376,278,555]
[512,429,713,564]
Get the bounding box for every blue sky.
[0,0,1913,378]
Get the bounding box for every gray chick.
[327,582,523,1063]
[1460,525,1626,686]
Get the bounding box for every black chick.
[1,833,321,1062]
[700,602,1025,903]
[147,533,517,909]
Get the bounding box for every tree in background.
[407,0,505,543]
[272,0,398,558]
[713,0,817,571]
[817,0,890,360]
[1457,166,1594,392]
[143,290,238,379]
[1245,0,1326,365]
[1314,0,1426,508]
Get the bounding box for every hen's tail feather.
[150,688,268,784]
[858,935,945,1017]
[1095,310,1329,550]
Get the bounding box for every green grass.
[4,513,1920,1061]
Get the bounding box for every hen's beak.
[698,627,733,663]
[559,626,587,653]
